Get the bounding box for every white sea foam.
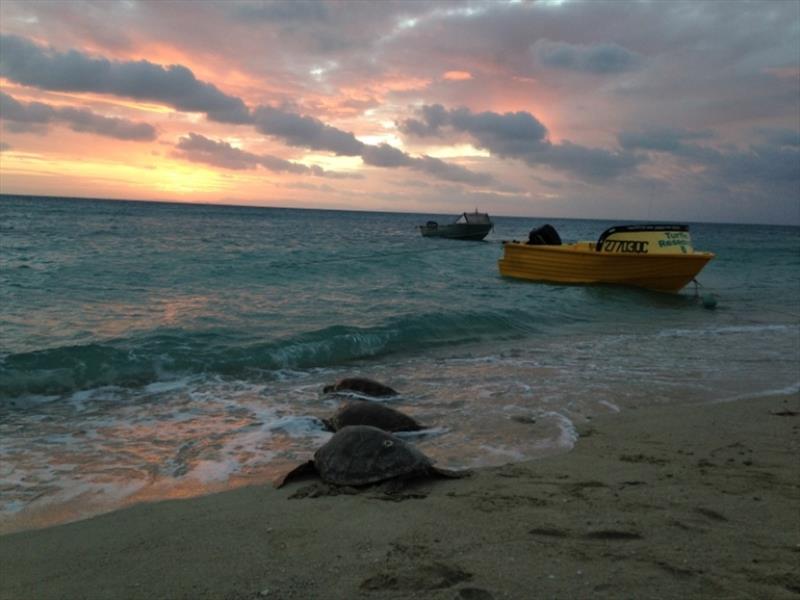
[188,457,248,483]
[537,411,580,449]
[143,377,195,394]
[477,444,527,462]
[265,415,328,435]
[657,323,793,338]
[706,381,800,405]
[597,400,621,413]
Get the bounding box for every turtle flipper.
[273,460,317,488]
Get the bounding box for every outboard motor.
[527,224,562,245]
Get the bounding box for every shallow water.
[1,194,798,532]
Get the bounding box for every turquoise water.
[2,194,799,531]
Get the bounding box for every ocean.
[1,194,798,533]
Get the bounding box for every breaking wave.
[0,308,537,398]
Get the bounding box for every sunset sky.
[0,0,798,224]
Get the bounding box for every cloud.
[360,143,412,168]
[174,132,338,176]
[401,104,641,181]
[533,39,643,74]
[443,71,472,81]
[619,125,800,182]
[361,142,493,185]
[618,128,715,153]
[250,105,493,184]
[0,91,157,141]
[448,107,550,157]
[398,104,451,137]
[251,105,365,156]
[533,142,643,181]
[232,1,330,24]
[690,143,800,190]
[757,128,800,148]
[411,155,494,185]
[174,133,298,171]
[400,105,551,158]
[718,145,800,186]
[619,125,800,204]
[0,34,250,124]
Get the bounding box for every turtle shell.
[325,400,422,432]
[313,425,433,486]
[322,377,398,397]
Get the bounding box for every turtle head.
[322,384,335,393]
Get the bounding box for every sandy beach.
[2,393,798,600]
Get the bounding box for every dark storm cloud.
[175,132,336,175]
[0,34,250,124]
[0,91,157,141]
[401,104,641,181]
[533,39,642,74]
[251,105,365,156]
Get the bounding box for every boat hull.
[419,223,492,241]
[498,242,714,293]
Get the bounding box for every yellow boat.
[498,224,715,293]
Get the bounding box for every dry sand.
[1,393,798,600]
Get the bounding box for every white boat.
[419,211,493,241]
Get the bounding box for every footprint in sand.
[582,530,643,540]
[529,527,643,540]
[694,507,729,522]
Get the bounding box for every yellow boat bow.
[498,224,715,293]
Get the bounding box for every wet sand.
[1,393,798,600]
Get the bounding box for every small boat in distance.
[498,223,715,293]
[419,210,493,241]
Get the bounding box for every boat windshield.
[456,212,491,224]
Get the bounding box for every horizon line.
[1,192,796,228]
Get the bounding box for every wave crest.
[0,309,532,398]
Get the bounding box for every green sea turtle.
[275,425,468,488]
[322,377,398,397]
[322,400,423,433]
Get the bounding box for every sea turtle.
[322,400,423,433]
[275,425,468,488]
[322,377,398,397]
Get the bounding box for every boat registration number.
[602,240,649,253]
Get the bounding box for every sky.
[0,0,798,225]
